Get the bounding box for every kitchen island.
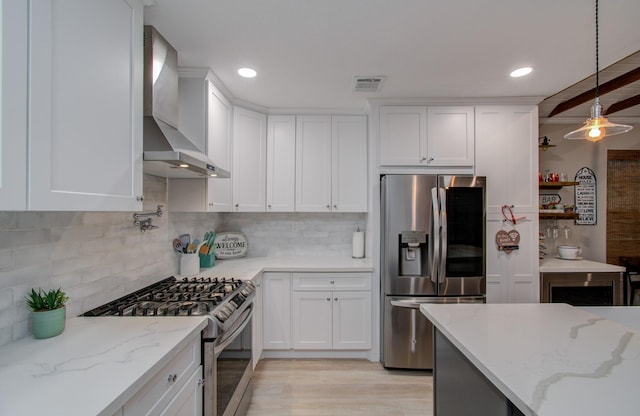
[421,303,640,416]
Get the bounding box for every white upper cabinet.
[332,116,368,212]
[296,115,367,212]
[266,115,296,212]
[475,106,538,212]
[28,0,143,211]
[233,107,266,212]
[426,106,474,166]
[295,115,332,212]
[379,105,474,168]
[0,0,28,210]
[171,72,232,212]
[379,106,426,166]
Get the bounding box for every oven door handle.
[213,304,253,356]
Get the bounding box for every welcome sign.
[213,232,249,259]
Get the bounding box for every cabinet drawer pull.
[168,374,177,383]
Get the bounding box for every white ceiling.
[144,0,640,117]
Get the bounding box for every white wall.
[539,122,640,262]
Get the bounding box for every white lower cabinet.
[290,272,372,350]
[263,271,372,352]
[292,290,371,350]
[122,334,202,416]
[159,367,203,416]
[262,272,291,350]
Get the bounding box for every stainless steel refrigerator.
[381,174,486,370]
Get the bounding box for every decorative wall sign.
[539,194,561,206]
[574,167,597,225]
[495,229,520,254]
[213,232,249,259]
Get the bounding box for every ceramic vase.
[32,307,66,339]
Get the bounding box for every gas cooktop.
[83,276,251,318]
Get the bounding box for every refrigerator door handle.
[390,297,486,309]
[430,187,440,283]
[438,187,448,285]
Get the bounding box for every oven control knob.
[216,308,230,321]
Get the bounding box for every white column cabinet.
[0,0,28,210]
[233,107,267,212]
[266,115,296,212]
[379,105,474,168]
[475,105,539,303]
[28,0,143,211]
[296,115,367,212]
[262,272,291,350]
[170,71,233,212]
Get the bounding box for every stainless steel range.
[84,276,256,416]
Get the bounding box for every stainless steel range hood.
[143,26,229,179]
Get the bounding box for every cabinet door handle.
[235,204,239,208]
[136,195,144,201]
[326,297,331,301]
[268,204,272,209]
[326,204,331,209]
[420,157,426,162]
[330,280,335,284]
[333,204,337,209]
[197,378,205,387]
[428,157,434,162]
[334,297,338,301]
[168,374,177,383]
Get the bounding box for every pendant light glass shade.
[564,0,633,142]
[564,98,633,142]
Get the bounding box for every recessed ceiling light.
[510,67,533,78]
[238,67,257,78]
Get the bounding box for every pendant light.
[564,0,633,142]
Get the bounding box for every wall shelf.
[539,181,579,190]
[539,181,578,219]
[539,212,579,220]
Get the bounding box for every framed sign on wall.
[574,167,597,225]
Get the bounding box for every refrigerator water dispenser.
[399,231,427,276]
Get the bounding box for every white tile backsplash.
[0,174,367,346]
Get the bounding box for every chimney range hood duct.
[143,26,229,179]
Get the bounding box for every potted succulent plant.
[25,288,69,339]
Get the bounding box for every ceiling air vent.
[353,76,385,92]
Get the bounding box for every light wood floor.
[246,359,433,416]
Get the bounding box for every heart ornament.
[495,229,521,254]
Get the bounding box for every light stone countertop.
[0,256,370,416]
[421,303,640,416]
[539,256,625,273]
[0,316,207,416]
[181,255,374,280]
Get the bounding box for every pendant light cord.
[595,0,599,98]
